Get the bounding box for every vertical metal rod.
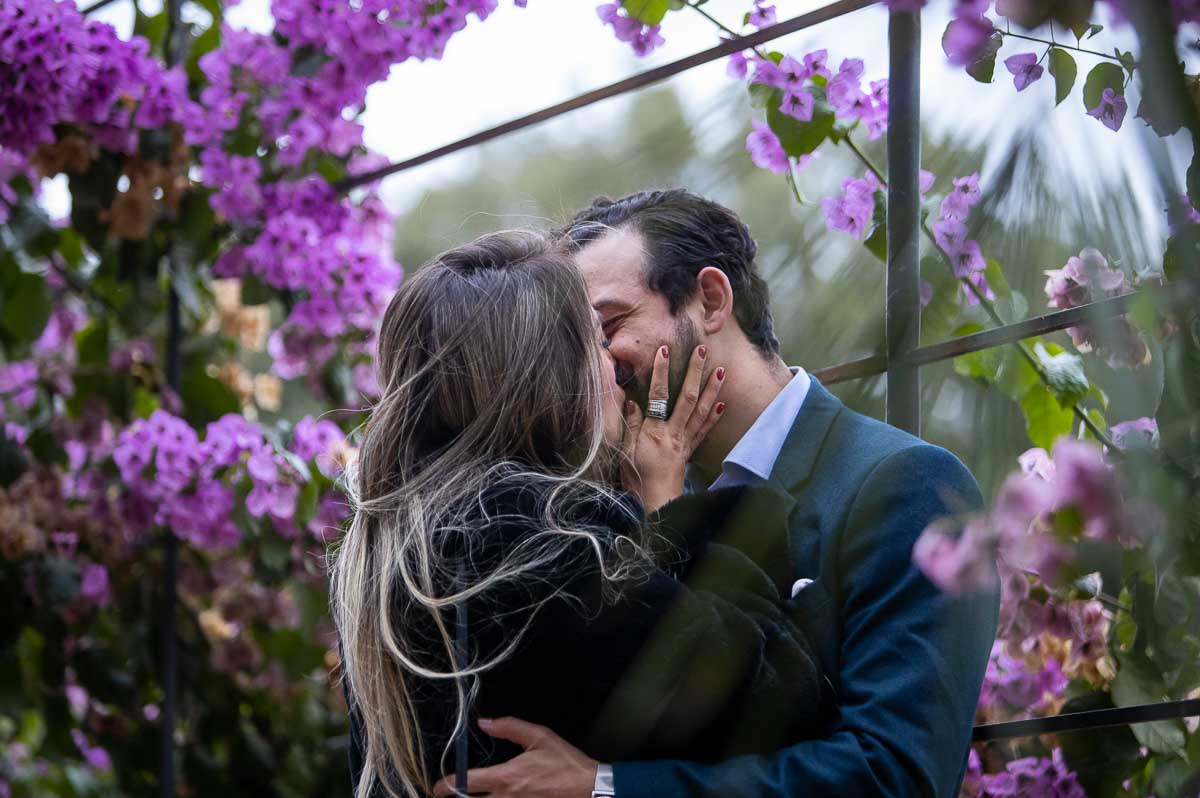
[454,596,469,794]
[885,8,922,436]
[160,0,183,793]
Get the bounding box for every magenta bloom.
[951,239,986,277]
[1004,52,1044,91]
[80,564,112,608]
[802,49,832,80]
[942,15,995,66]
[933,218,968,256]
[748,2,777,28]
[727,51,749,79]
[745,119,789,174]
[1110,417,1159,450]
[912,518,999,594]
[780,89,815,121]
[919,169,936,193]
[1088,88,1128,131]
[822,176,878,239]
[750,58,788,89]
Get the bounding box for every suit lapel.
[767,377,844,497]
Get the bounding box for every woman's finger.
[621,400,643,461]
[683,364,725,444]
[689,398,727,452]
[645,344,671,422]
[669,345,708,434]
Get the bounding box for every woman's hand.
[621,344,726,514]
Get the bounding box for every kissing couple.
[330,190,999,798]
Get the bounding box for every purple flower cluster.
[980,641,1067,713]
[822,171,882,240]
[1044,247,1148,368]
[290,414,347,477]
[931,173,993,305]
[596,3,664,57]
[914,438,1142,597]
[970,749,1087,798]
[0,0,195,155]
[111,410,315,548]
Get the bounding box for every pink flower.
[748,1,777,28]
[802,49,832,81]
[919,169,936,194]
[1110,417,1159,450]
[745,119,789,174]
[1017,447,1055,481]
[933,218,968,256]
[951,240,986,277]
[822,176,878,239]
[727,51,749,79]
[79,564,111,608]
[942,15,995,66]
[1088,88,1128,131]
[779,89,814,121]
[1004,52,1044,91]
[913,517,998,594]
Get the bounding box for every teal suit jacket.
[614,379,999,797]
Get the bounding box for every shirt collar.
[688,366,809,491]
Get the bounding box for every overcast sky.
[63,0,1186,245]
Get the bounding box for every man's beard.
[626,314,700,417]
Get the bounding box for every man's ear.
[695,266,734,335]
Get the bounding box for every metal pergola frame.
[125,0,1197,793]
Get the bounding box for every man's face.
[575,227,698,413]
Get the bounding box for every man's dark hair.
[561,189,780,355]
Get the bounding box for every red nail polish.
[716,367,725,380]
[661,345,669,358]
[698,345,707,359]
[715,402,726,415]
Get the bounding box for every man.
[434,189,999,797]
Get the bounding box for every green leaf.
[1020,383,1075,449]
[1048,48,1078,107]
[133,386,160,419]
[75,319,110,368]
[622,0,670,25]
[294,480,319,527]
[766,90,836,157]
[1082,62,1126,112]
[996,347,1040,401]
[1058,691,1142,798]
[748,82,777,110]
[0,270,51,342]
[963,31,1003,84]
[1112,651,1188,755]
[240,273,274,306]
[952,323,1003,381]
[1115,48,1137,78]
[983,258,1012,301]
[181,364,240,426]
[1034,342,1090,409]
[861,190,887,262]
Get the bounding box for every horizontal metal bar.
[813,354,887,385]
[812,287,1152,386]
[336,0,878,192]
[908,289,1143,369]
[973,698,1200,742]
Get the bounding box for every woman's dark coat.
[345,482,830,794]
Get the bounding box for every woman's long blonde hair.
[329,230,648,798]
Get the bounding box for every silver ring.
[646,399,668,420]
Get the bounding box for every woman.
[329,231,827,798]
